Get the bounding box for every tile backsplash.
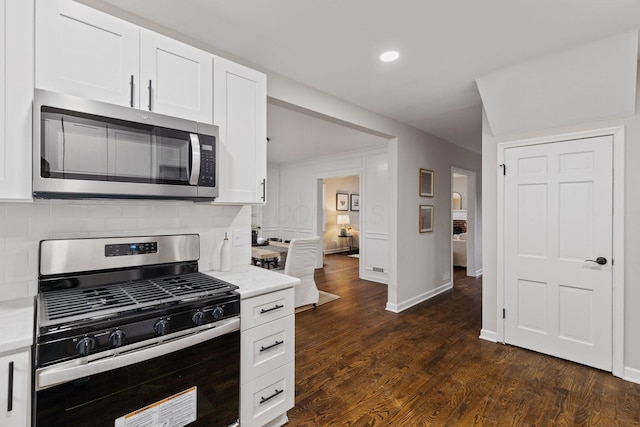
[0,199,251,301]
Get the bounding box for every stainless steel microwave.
[33,89,218,200]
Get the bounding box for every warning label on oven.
[114,386,197,427]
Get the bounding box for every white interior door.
[504,135,613,370]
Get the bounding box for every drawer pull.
[259,388,283,404]
[260,340,284,352]
[260,304,284,314]
[7,361,14,412]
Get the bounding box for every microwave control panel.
[198,137,216,187]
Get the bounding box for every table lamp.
[337,215,350,237]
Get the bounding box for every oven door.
[34,320,240,427]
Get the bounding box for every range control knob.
[154,319,169,336]
[76,336,96,356]
[109,329,126,347]
[192,311,204,326]
[212,306,224,320]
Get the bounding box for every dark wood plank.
[289,257,640,425]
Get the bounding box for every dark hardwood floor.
[289,255,640,426]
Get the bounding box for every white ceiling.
[96,0,640,160]
[267,103,388,164]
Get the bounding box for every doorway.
[320,175,360,257]
[451,167,477,278]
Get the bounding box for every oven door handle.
[36,317,239,391]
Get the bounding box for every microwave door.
[150,128,198,198]
[107,126,153,182]
[41,113,109,179]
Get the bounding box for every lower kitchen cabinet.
[240,288,295,427]
[241,362,294,427]
[0,349,30,427]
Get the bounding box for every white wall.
[481,69,640,375]
[271,147,389,284]
[0,199,251,302]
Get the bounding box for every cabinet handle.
[259,388,283,405]
[7,361,13,412]
[261,178,266,202]
[260,304,284,314]
[260,340,284,352]
[129,75,134,107]
[148,80,153,111]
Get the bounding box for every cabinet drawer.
[241,315,294,383]
[241,362,294,427]
[241,288,293,331]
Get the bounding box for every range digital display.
[105,242,158,257]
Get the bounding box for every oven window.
[35,331,240,427]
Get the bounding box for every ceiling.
[97,0,640,160]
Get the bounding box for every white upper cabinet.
[213,56,267,204]
[0,0,33,200]
[35,0,213,123]
[35,0,139,108]
[140,30,212,124]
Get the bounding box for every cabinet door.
[0,350,30,427]
[0,0,33,200]
[213,56,267,204]
[140,29,213,123]
[35,0,139,108]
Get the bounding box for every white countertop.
[0,297,35,353]
[203,265,299,299]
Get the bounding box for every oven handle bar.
[36,317,239,391]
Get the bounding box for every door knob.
[585,257,607,265]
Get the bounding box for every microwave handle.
[189,134,201,185]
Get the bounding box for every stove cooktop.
[38,272,237,327]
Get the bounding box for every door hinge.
[499,164,506,176]
[502,308,506,319]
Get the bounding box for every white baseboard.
[479,329,498,342]
[624,366,640,384]
[323,247,354,255]
[360,270,388,284]
[385,282,452,313]
[475,269,483,277]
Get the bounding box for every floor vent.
[373,267,385,273]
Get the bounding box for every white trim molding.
[496,125,625,378]
[624,367,640,385]
[479,329,498,343]
[385,282,452,313]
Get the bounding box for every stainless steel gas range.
[33,234,240,427]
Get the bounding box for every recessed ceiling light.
[379,51,399,62]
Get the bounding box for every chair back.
[284,236,320,307]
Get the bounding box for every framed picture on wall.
[336,192,349,211]
[420,168,434,197]
[419,205,434,233]
[350,194,360,211]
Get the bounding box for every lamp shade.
[337,215,350,225]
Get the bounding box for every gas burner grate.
[39,273,236,326]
